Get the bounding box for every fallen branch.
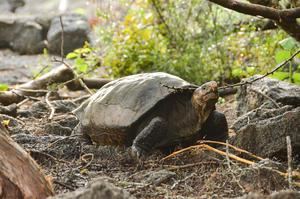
[53,58,93,95]
[66,77,111,91]
[0,64,74,105]
[0,64,110,106]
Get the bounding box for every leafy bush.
[68,0,299,85]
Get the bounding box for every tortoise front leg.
[131,117,168,159]
[199,110,228,142]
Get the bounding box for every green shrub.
[69,0,299,85]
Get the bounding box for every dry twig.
[219,48,300,90]
[225,140,232,170]
[80,153,94,169]
[164,161,220,171]
[161,144,255,165]
[171,173,195,189]
[16,98,29,107]
[286,136,292,189]
[53,58,93,95]
[45,91,55,120]
[197,140,264,161]
[162,142,300,188]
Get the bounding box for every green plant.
[101,0,291,84]
[0,83,8,91]
[103,0,238,83]
[66,42,101,75]
[68,0,299,85]
[272,37,300,83]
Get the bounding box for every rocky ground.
[1,86,299,198]
[0,1,300,198]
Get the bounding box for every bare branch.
[208,0,300,40]
[208,0,300,20]
[219,48,300,90]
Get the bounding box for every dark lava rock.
[47,13,91,55]
[48,178,134,199]
[231,105,294,132]
[230,107,300,159]
[0,15,46,54]
[236,75,300,116]
[44,122,72,136]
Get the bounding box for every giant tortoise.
[73,72,228,158]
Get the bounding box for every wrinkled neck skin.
[191,97,215,126]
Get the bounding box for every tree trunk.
[0,124,53,199]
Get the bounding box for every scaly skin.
[131,81,227,160]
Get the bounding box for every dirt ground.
[3,92,297,199]
[1,1,298,198]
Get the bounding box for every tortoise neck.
[191,98,214,126]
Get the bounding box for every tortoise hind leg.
[199,110,228,142]
[131,117,168,159]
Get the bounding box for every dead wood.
[66,78,111,91]
[0,123,53,199]
[0,64,111,105]
[0,65,74,105]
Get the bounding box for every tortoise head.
[191,81,219,124]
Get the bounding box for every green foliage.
[0,83,9,91]
[66,42,101,75]
[67,0,299,85]
[102,1,168,78]
[272,37,300,83]
[100,0,293,84]
[223,28,287,79]
[102,0,236,83]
